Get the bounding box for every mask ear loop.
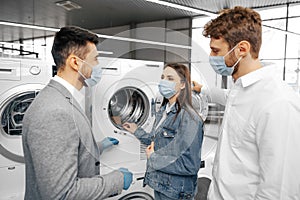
[232,56,243,69]
[76,57,89,80]
[78,69,88,80]
[223,43,240,59]
[224,43,242,72]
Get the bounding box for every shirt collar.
[237,65,275,88]
[52,75,84,109]
[166,102,176,113]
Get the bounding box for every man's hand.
[100,137,119,151]
[118,168,133,190]
[192,81,203,93]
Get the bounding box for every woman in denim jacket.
[123,63,204,200]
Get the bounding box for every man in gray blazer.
[22,26,132,199]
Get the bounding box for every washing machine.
[91,57,164,199]
[92,58,217,199]
[0,58,52,200]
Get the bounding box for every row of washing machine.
[0,58,52,199]
[0,57,218,200]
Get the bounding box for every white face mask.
[77,58,102,87]
[209,44,242,76]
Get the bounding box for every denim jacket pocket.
[161,126,176,138]
[154,127,176,149]
[162,131,175,138]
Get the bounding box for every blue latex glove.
[118,168,133,190]
[100,137,119,151]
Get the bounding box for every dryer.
[0,58,52,200]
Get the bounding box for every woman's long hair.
[161,63,195,120]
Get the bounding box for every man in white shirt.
[199,6,300,200]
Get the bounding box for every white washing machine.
[0,58,52,200]
[91,58,215,199]
[91,57,164,199]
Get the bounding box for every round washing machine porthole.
[0,84,44,162]
[107,86,150,130]
[1,91,39,136]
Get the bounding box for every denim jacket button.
[163,132,167,136]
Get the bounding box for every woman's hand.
[122,122,138,134]
[146,141,154,158]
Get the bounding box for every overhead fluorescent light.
[0,42,114,55]
[97,50,114,55]
[145,0,217,17]
[96,33,192,49]
[0,21,191,49]
[0,21,59,32]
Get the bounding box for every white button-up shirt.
[208,65,300,200]
[53,75,85,110]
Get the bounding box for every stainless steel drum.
[108,86,150,129]
[1,91,39,136]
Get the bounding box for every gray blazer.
[22,80,123,199]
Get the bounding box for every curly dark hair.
[51,26,99,70]
[203,6,262,59]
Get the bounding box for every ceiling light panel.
[55,0,82,11]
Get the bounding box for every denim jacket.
[134,104,204,199]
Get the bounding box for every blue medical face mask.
[158,80,177,99]
[77,58,102,87]
[209,44,242,76]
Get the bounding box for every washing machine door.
[108,86,151,129]
[0,84,44,163]
[192,91,209,121]
[190,65,210,122]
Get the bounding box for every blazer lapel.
[48,80,100,158]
